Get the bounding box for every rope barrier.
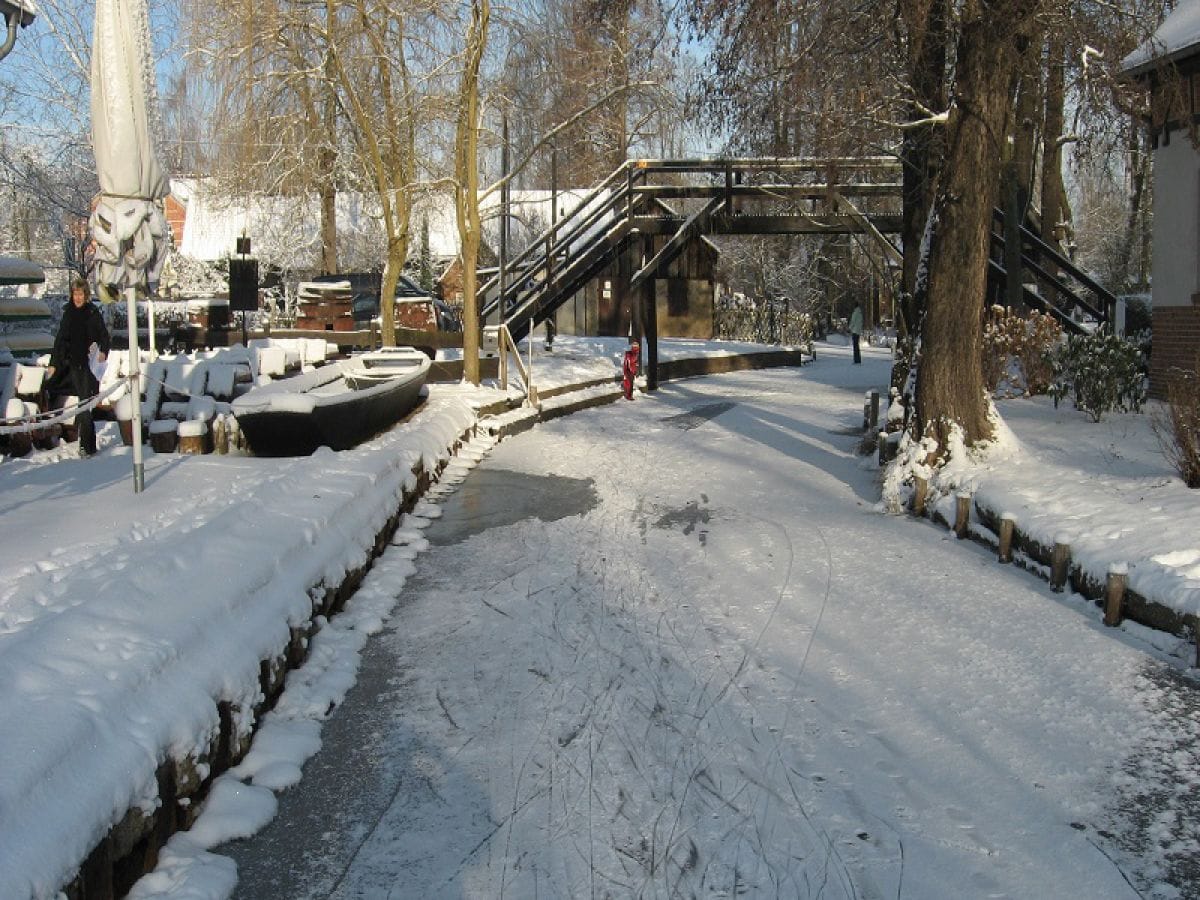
[0,378,131,436]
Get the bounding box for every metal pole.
[147,296,157,357]
[125,285,144,493]
[551,144,558,226]
[499,113,509,309]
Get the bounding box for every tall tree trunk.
[1121,114,1150,290]
[1040,33,1071,255]
[319,181,338,274]
[898,0,947,336]
[916,0,1040,455]
[1012,34,1041,222]
[456,0,489,386]
[319,23,338,274]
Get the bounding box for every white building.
[1123,3,1200,394]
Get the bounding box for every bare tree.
[455,0,489,384]
[502,0,680,188]
[194,0,346,272]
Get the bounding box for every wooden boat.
[232,348,430,456]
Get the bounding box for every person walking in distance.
[46,276,110,457]
[849,303,863,364]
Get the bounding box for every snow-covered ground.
[1,336,1197,899]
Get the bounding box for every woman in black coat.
[47,277,110,457]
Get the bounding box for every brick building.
[1123,5,1200,395]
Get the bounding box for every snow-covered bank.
[888,389,1200,649]
[0,391,478,898]
[2,334,1198,898]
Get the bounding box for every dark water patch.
[653,495,712,546]
[661,402,737,431]
[428,468,597,545]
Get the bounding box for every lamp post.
[0,0,35,64]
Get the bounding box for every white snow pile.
[0,391,476,899]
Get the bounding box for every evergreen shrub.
[1049,329,1146,422]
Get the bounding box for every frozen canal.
[224,366,1198,899]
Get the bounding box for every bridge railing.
[988,209,1114,331]
[480,161,643,322]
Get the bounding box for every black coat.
[51,300,110,370]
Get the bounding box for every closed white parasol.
[90,0,169,492]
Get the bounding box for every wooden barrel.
[178,419,208,455]
[149,419,178,453]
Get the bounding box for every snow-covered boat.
[232,348,430,456]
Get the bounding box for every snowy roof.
[1122,0,1200,76]
[172,178,592,265]
[0,255,45,286]
[174,180,384,264]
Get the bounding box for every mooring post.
[998,514,1016,563]
[863,391,872,431]
[913,475,928,516]
[954,492,971,539]
[877,431,889,466]
[869,390,880,430]
[1050,537,1071,592]
[1104,564,1128,627]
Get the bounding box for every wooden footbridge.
[481,157,1116,379]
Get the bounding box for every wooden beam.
[631,183,902,201]
[829,190,903,266]
[629,214,904,236]
[629,197,725,292]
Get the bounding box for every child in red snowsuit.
[622,340,640,400]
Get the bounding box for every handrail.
[483,174,636,305]
[479,160,638,303]
[494,323,530,399]
[985,258,1090,335]
[495,219,633,337]
[988,225,1107,324]
[481,156,905,318]
[481,175,646,321]
[990,208,1116,312]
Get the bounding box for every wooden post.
[1050,538,1071,592]
[862,392,872,431]
[877,430,889,465]
[214,415,228,455]
[954,492,971,539]
[642,234,659,391]
[869,390,880,430]
[1104,565,1127,627]
[998,514,1016,563]
[912,475,928,516]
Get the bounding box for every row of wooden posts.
[921,488,1132,629]
[863,389,1195,662]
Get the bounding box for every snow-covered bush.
[982,307,1062,396]
[1049,329,1146,422]
[1154,358,1200,488]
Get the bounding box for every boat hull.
[232,355,429,456]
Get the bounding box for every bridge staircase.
[479,158,1112,345]
[988,209,1115,334]
[479,158,905,343]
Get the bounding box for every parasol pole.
[125,285,144,492]
[147,297,156,357]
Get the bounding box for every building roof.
[1123,0,1200,77]
[170,178,594,266]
